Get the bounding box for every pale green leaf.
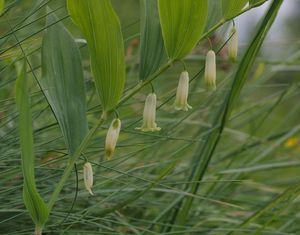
[67,0,126,111]
[41,10,88,155]
[15,61,49,228]
[158,0,208,60]
[139,0,167,80]
[222,0,249,19]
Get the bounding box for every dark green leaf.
[139,0,167,80]
[41,10,88,155]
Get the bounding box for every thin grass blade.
[228,183,300,234]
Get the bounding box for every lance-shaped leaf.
[67,0,126,111]
[139,0,167,80]
[222,0,249,19]
[15,62,49,230]
[158,0,208,60]
[41,11,88,155]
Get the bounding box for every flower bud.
[83,162,93,195]
[105,118,121,160]
[228,26,238,62]
[136,93,161,132]
[204,50,216,91]
[174,71,192,111]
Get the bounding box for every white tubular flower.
[174,71,192,111]
[204,50,216,91]
[83,162,93,195]
[136,93,161,132]
[228,26,238,62]
[105,118,121,160]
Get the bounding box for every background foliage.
[0,0,300,234]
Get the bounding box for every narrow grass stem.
[47,117,105,211]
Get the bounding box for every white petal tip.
[174,104,192,111]
[87,189,94,195]
[136,126,161,132]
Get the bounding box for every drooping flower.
[105,118,121,160]
[228,26,238,62]
[136,93,161,132]
[204,50,216,91]
[174,71,192,111]
[83,162,93,195]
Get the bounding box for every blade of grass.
[227,182,300,234]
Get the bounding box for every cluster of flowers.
[83,26,238,195]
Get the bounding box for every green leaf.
[139,0,167,80]
[205,0,223,31]
[41,10,88,155]
[67,0,126,111]
[222,0,249,19]
[15,61,49,228]
[249,0,267,7]
[250,0,262,5]
[0,0,4,15]
[158,0,208,60]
